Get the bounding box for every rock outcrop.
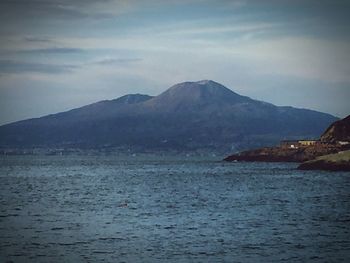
[321,115,350,143]
[298,150,350,171]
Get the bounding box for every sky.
[0,0,349,125]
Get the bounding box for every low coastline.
[298,150,350,171]
[224,115,350,171]
[224,143,345,163]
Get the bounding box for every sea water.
[0,155,349,262]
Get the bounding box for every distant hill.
[0,80,338,152]
[321,115,350,142]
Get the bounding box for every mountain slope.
[0,80,338,152]
[321,115,350,142]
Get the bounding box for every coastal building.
[280,140,299,149]
[298,140,317,146]
[280,140,318,149]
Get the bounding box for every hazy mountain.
[0,80,338,152]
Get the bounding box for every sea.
[0,154,349,262]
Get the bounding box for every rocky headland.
[224,115,350,171]
[224,143,345,163]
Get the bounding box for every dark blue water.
[0,155,349,262]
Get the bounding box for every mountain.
[144,80,251,112]
[0,80,338,153]
[321,115,350,142]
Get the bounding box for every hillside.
[0,80,338,153]
[321,115,350,142]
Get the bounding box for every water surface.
[0,155,349,262]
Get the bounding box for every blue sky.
[0,0,349,124]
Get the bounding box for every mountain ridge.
[0,80,338,152]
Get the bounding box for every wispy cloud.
[24,36,53,43]
[0,56,142,76]
[0,60,78,74]
[0,0,118,21]
[0,0,194,21]
[91,58,143,65]
[19,47,85,54]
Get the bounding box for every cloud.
[24,36,53,43]
[0,60,78,74]
[0,56,142,76]
[0,0,126,22]
[91,58,143,65]
[20,47,85,54]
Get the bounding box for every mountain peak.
[169,79,229,90]
[147,80,250,110]
[166,80,241,96]
[196,79,216,85]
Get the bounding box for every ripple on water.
[0,155,349,262]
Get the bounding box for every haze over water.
[1,155,349,262]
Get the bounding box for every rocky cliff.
[321,115,350,142]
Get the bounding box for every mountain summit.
[0,80,338,152]
[147,80,250,112]
[159,80,243,102]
